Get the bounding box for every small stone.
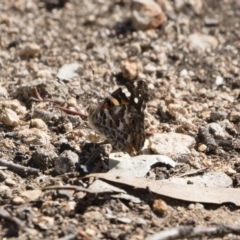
[198,144,207,152]
[121,60,139,80]
[30,118,48,130]
[57,62,79,81]
[85,228,96,237]
[229,111,240,122]
[152,199,168,215]
[1,108,19,127]
[64,122,73,132]
[20,43,41,58]
[149,132,195,156]
[117,217,132,224]
[195,203,204,210]
[18,128,51,145]
[188,33,218,53]
[67,97,77,107]
[0,99,27,116]
[37,69,52,79]
[131,0,167,31]
[0,139,15,149]
[35,216,54,230]
[168,104,188,117]
[0,86,8,99]
[20,189,42,202]
[79,53,88,61]
[0,171,7,181]
[180,69,188,77]
[144,63,156,73]
[188,203,195,210]
[32,147,57,170]
[210,111,227,121]
[5,178,17,186]
[12,196,25,205]
[15,69,29,78]
[0,186,10,192]
[208,123,229,139]
[215,76,224,86]
[135,217,147,226]
[55,150,79,174]
[204,17,219,26]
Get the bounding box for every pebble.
[0,170,7,181]
[85,228,96,237]
[0,185,10,192]
[144,63,156,73]
[131,0,166,31]
[135,217,147,226]
[18,128,51,145]
[0,138,15,149]
[180,69,188,77]
[188,33,218,52]
[5,178,17,186]
[20,43,41,58]
[15,69,29,78]
[208,123,229,139]
[0,86,8,99]
[188,203,195,210]
[12,196,25,205]
[215,76,224,86]
[32,147,58,170]
[30,118,48,130]
[57,62,80,81]
[168,103,188,117]
[0,99,27,116]
[117,217,132,224]
[1,108,20,127]
[210,111,227,121]
[37,69,52,79]
[121,60,139,80]
[228,111,240,122]
[198,144,207,152]
[204,16,219,26]
[195,203,204,210]
[20,189,42,202]
[152,199,168,215]
[36,216,54,230]
[55,150,79,174]
[149,132,195,156]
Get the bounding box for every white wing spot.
[134,97,139,103]
[122,88,131,97]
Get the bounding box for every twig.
[177,168,207,178]
[56,105,88,119]
[42,185,93,193]
[0,158,39,176]
[145,225,240,240]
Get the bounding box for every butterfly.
[87,80,148,155]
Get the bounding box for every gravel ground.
[1,0,240,239]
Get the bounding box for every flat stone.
[149,132,196,156]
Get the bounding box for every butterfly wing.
[91,80,148,155]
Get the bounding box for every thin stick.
[0,158,39,176]
[42,185,93,193]
[145,225,240,240]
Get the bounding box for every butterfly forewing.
[88,80,148,155]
